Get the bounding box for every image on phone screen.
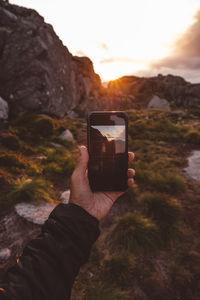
[88,112,128,191]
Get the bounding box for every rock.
[0,1,102,118]
[0,248,11,262]
[0,210,41,277]
[132,287,148,300]
[184,150,200,182]
[0,96,8,119]
[35,155,47,160]
[51,142,62,148]
[60,129,74,142]
[148,95,171,110]
[15,202,56,225]
[60,190,70,204]
[1,1,200,117]
[173,109,186,115]
[107,74,200,109]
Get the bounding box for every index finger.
[128,152,135,164]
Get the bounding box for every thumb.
[74,145,89,176]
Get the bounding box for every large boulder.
[0,96,8,119]
[148,95,171,110]
[0,0,102,118]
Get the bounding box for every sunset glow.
[92,126,125,141]
[10,0,200,82]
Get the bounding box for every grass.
[0,133,21,150]
[142,273,169,300]
[82,283,131,300]
[149,171,187,195]
[7,178,54,205]
[0,153,27,170]
[32,116,55,138]
[0,169,14,187]
[169,263,193,297]
[116,184,139,205]
[184,130,200,145]
[42,147,77,178]
[140,193,182,242]
[1,109,200,300]
[11,113,60,143]
[129,118,183,142]
[134,162,186,195]
[101,252,135,287]
[89,244,104,265]
[107,213,161,254]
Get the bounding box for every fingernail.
[79,145,86,154]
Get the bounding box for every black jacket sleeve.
[0,203,100,300]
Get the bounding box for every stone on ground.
[184,150,200,182]
[148,95,171,110]
[60,129,74,142]
[0,97,8,120]
[15,202,56,225]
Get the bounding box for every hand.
[69,146,135,221]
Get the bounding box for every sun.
[94,60,147,82]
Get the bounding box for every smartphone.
[87,111,128,191]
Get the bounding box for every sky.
[92,126,125,141]
[10,0,200,83]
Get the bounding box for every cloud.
[96,42,109,51]
[75,50,87,56]
[100,57,139,64]
[153,10,200,70]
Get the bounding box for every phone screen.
[88,112,128,191]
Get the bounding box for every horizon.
[10,0,200,83]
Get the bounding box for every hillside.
[0,110,200,300]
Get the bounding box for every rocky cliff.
[0,0,102,118]
[108,74,200,109]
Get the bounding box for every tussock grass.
[101,252,135,287]
[42,148,77,178]
[89,244,104,265]
[149,171,187,195]
[1,133,21,150]
[142,273,169,300]
[0,169,14,187]
[107,213,161,253]
[7,178,54,204]
[12,113,57,142]
[116,184,139,205]
[134,164,186,195]
[140,193,182,242]
[129,118,183,142]
[32,116,55,138]
[0,153,27,170]
[82,283,131,300]
[169,263,193,292]
[184,130,200,145]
